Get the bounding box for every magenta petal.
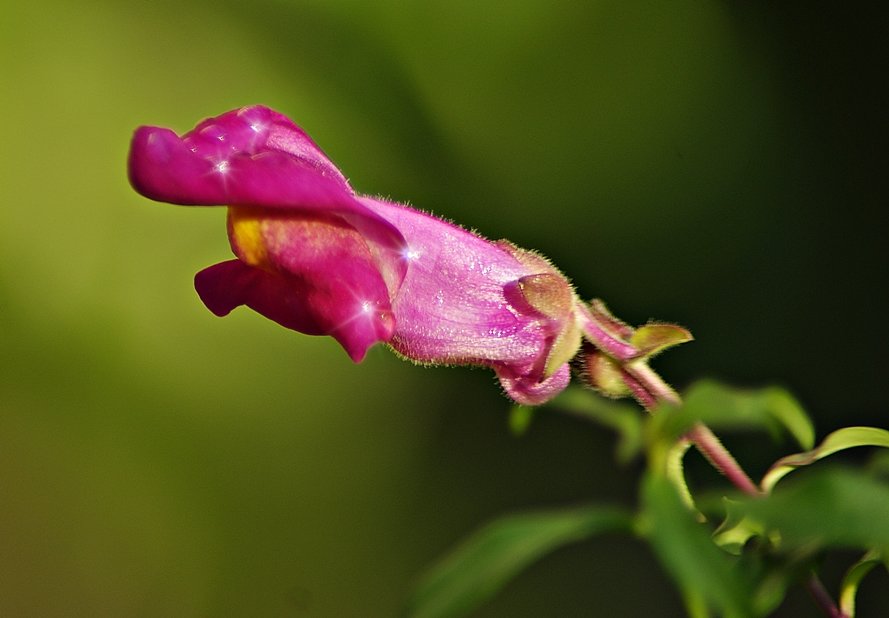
[193,106,351,186]
[129,126,353,209]
[129,106,351,205]
[495,363,571,406]
[195,259,395,362]
[129,106,409,294]
[194,260,255,318]
[359,197,548,365]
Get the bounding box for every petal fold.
[495,363,572,406]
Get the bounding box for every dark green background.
[2,0,886,615]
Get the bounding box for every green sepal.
[544,319,582,377]
[580,350,631,398]
[516,273,574,318]
[629,323,693,359]
[512,272,583,377]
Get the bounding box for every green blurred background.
[2,0,886,615]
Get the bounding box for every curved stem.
[623,361,761,497]
[686,425,760,497]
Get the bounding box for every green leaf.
[840,550,883,617]
[867,449,889,481]
[682,588,710,618]
[641,474,753,618]
[742,468,889,554]
[668,380,814,450]
[666,439,700,517]
[750,563,797,617]
[405,505,634,618]
[700,501,806,616]
[548,387,643,462]
[761,426,889,493]
[712,498,766,556]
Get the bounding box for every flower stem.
[578,305,760,496]
[577,304,639,361]
[623,361,761,497]
[686,425,760,497]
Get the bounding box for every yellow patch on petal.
[227,206,269,268]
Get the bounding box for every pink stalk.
[624,362,761,497]
[806,573,848,618]
[576,304,639,361]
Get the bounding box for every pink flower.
[128,106,604,405]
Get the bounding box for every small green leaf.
[630,323,693,359]
[702,504,803,617]
[406,505,634,618]
[840,550,883,617]
[712,498,766,556]
[762,426,889,492]
[548,387,643,462]
[671,381,814,451]
[641,474,753,618]
[508,405,534,436]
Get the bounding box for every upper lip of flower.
[128,106,410,288]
